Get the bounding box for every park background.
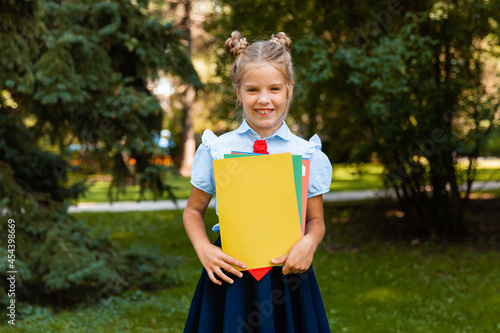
[1,0,500,332]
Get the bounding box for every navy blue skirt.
[183,238,331,333]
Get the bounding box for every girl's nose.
[258,93,270,104]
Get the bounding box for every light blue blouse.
[190,119,333,233]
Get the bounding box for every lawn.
[5,202,500,332]
[74,173,194,203]
[75,159,500,203]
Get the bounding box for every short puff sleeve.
[190,130,218,195]
[307,135,333,198]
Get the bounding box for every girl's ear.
[236,89,241,103]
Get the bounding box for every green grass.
[330,163,385,191]
[75,160,500,203]
[456,158,500,182]
[5,206,500,332]
[75,175,193,203]
[315,246,500,332]
[478,188,500,196]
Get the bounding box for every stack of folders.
[213,152,310,281]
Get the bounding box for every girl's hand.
[184,187,245,286]
[271,234,316,275]
[196,243,246,285]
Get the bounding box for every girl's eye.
[248,88,257,92]
[271,87,281,91]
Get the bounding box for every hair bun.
[270,32,292,52]
[225,31,250,57]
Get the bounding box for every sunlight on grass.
[331,163,385,191]
[457,158,500,169]
[75,175,193,203]
[363,287,397,302]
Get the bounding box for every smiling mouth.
[255,109,274,115]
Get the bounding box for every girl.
[183,31,332,333]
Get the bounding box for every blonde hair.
[225,31,294,95]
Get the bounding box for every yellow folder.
[213,153,301,271]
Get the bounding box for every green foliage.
[333,2,500,236]
[0,0,199,305]
[294,33,335,84]
[121,246,180,290]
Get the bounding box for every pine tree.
[0,0,200,305]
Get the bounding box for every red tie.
[248,139,272,281]
[253,140,269,154]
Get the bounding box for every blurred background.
[1,0,499,332]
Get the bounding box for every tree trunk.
[178,0,196,177]
[179,84,196,176]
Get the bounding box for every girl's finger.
[221,262,244,278]
[271,253,288,265]
[207,270,222,286]
[222,254,246,270]
[214,267,234,284]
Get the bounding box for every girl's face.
[237,63,293,139]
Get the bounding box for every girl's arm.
[271,194,326,274]
[183,186,246,285]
